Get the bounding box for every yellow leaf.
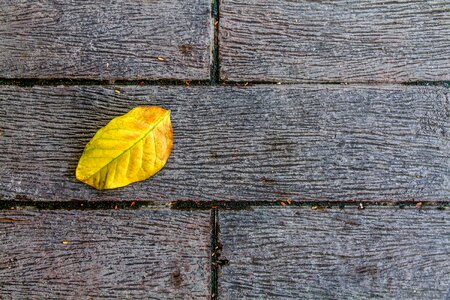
[76,106,173,190]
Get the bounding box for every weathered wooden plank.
[0,0,211,80]
[219,207,450,299]
[0,209,210,299]
[220,0,450,82]
[0,85,449,202]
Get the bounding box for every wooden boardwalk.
[0,1,449,299]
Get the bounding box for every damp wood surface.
[0,0,211,80]
[219,207,450,299]
[220,0,450,82]
[0,85,448,202]
[0,209,211,299]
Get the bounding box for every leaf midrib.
[83,110,170,181]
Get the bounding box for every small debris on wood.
[172,270,181,277]
[139,81,145,86]
[184,80,191,86]
[157,56,166,61]
[280,201,286,206]
[130,201,136,207]
[114,89,121,95]
[218,258,230,266]
[62,240,69,245]
[311,206,326,211]
[0,218,27,223]
[416,202,422,209]
[286,199,292,205]
[359,203,364,210]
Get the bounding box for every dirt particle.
[0,218,28,223]
[171,269,182,288]
[335,217,360,226]
[355,265,378,275]
[178,44,193,55]
[261,177,276,185]
[311,206,327,211]
[14,194,32,201]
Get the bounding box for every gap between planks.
[210,0,221,85]
[0,78,449,87]
[0,200,448,211]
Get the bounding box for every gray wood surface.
[220,0,450,82]
[0,209,210,299]
[0,85,449,202]
[0,0,211,80]
[219,207,450,299]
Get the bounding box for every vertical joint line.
[210,207,219,299]
[210,0,220,85]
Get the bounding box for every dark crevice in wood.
[210,0,220,85]
[170,200,449,210]
[0,200,448,211]
[0,78,210,87]
[221,80,450,87]
[210,207,220,300]
[0,200,160,210]
[0,78,449,87]
[403,81,450,88]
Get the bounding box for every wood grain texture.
[0,0,211,80]
[219,207,450,299]
[0,85,449,202]
[220,0,450,82]
[0,209,210,299]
